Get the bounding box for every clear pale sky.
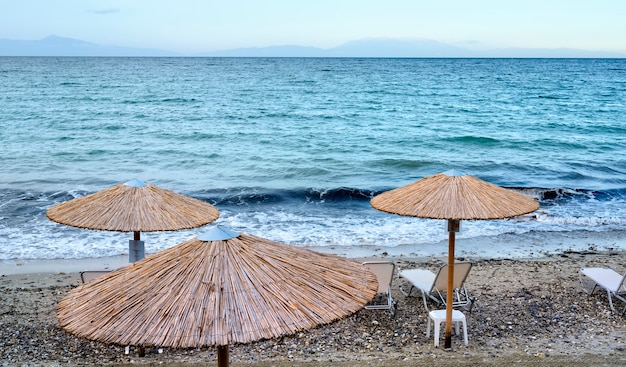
[2,0,625,54]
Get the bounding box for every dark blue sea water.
[1,57,625,260]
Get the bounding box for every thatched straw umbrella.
[57,226,378,367]
[371,170,539,348]
[46,179,220,262]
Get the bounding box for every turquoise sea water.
[1,57,625,260]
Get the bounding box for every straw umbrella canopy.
[371,170,539,348]
[57,226,378,367]
[46,179,220,261]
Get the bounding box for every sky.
[1,0,625,55]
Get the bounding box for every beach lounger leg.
[579,270,598,295]
[606,289,616,313]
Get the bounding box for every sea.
[1,57,625,261]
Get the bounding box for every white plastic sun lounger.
[399,262,473,311]
[579,267,626,315]
[363,261,398,315]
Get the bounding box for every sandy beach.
[1,249,625,367]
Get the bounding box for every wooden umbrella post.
[217,345,229,367]
[444,219,458,349]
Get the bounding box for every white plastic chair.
[579,267,626,315]
[426,309,468,347]
[363,261,398,315]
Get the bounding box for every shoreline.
[2,228,624,276]
[0,254,129,276]
[1,251,625,366]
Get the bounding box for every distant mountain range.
[1,35,624,58]
[0,35,180,57]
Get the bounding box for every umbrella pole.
[129,231,145,262]
[217,345,229,367]
[444,220,457,349]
